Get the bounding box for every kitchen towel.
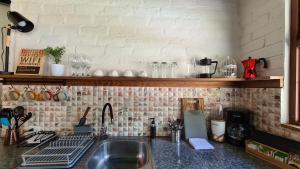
[189,138,214,150]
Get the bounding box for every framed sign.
[15,49,45,75]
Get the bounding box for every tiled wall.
[2,85,299,142]
[238,88,300,142]
[1,85,237,136]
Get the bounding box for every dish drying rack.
[20,134,95,168]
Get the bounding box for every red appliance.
[242,57,267,79]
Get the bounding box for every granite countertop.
[0,137,276,169]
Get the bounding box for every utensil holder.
[171,130,181,144]
[3,128,19,145]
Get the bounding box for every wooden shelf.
[0,75,283,88]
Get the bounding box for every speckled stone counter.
[151,139,275,169]
[0,137,276,169]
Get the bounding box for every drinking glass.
[151,62,160,78]
[169,62,178,78]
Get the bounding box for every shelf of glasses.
[0,75,283,88]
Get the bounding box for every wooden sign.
[15,49,45,75]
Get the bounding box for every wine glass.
[79,55,87,76]
[85,58,92,76]
[71,55,80,76]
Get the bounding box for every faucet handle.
[100,126,108,139]
[110,118,114,124]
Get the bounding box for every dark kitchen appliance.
[224,108,252,146]
[196,57,218,78]
[242,57,268,79]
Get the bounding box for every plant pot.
[51,64,65,76]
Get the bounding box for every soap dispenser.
[149,118,156,139]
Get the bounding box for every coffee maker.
[196,57,218,78]
[224,108,252,146]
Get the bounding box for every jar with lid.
[160,62,168,78]
[151,62,160,78]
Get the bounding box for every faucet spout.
[101,103,113,127]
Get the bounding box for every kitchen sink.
[86,139,153,169]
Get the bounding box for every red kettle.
[242,57,267,79]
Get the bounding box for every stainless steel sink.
[86,139,153,169]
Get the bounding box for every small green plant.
[44,46,66,64]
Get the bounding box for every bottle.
[149,118,156,139]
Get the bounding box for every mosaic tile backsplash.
[1,85,237,136]
[1,85,299,142]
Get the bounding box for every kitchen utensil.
[1,118,10,127]
[21,128,34,135]
[17,112,32,129]
[181,98,204,118]
[39,86,53,101]
[23,86,37,101]
[196,57,218,78]
[18,132,36,144]
[13,106,25,128]
[74,124,95,134]
[14,106,25,117]
[0,108,13,127]
[78,107,91,126]
[18,131,56,147]
[58,89,68,101]
[3,129,11,145]
[184,111,207,140]
[242,57,268,79]
[172,130,181,144]
[8,86,21,101]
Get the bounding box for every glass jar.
[160,62,168,78]
[169,62,178,78]
[151,62,160,78]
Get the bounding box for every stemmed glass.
[85,58,92,76]
[71,55,80,76]
[79,55,87,76]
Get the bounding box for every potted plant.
[44,46,66,76]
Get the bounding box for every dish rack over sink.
[20,134,95,169]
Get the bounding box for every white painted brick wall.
[239,0,285,76]
[0,5,10,68]
[9,0,240,77]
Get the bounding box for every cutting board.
[184,111,207,140]
[181,98,204,118]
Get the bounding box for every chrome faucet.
[100,103,114,138]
